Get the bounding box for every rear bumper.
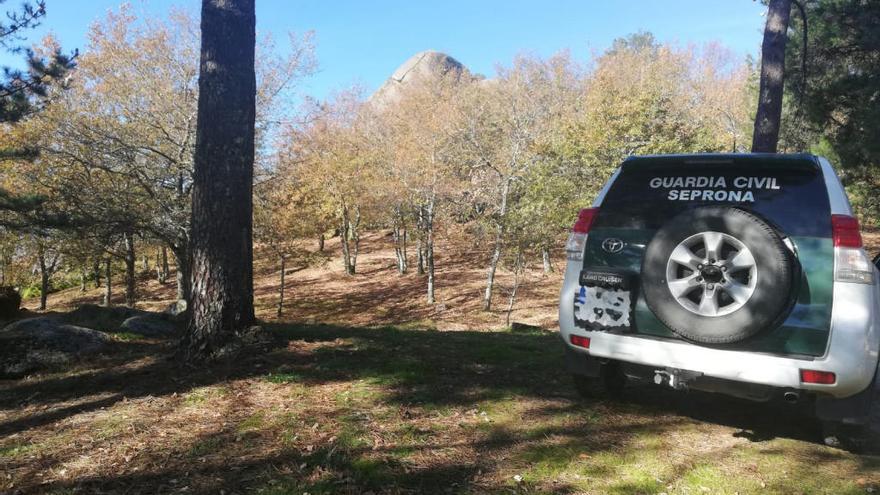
[559,264,880,399]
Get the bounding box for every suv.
[560,153,880,440]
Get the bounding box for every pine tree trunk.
[80,268,87,292]
[183,0,257,361]
[752,0,791,153]
[277,255,285,318]
[103,258,112,307]
[542,246,553,275]
[318,233,324,252]
[124,231,137,307]
[38,250,48,311]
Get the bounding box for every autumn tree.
[19,6,312,309]
[254,165,329,318]
[386,75,464,303]
[458,54,580,310]
[284,90,380,276]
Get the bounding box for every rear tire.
[642,206,796,344]
[821,374,880,453]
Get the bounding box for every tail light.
[570,334,591,349]
[800,369,836,385]
[565,208,598,261]
[831,214,874,284]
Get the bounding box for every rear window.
[596,160,832,238]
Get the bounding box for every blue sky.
[0,0,766,101]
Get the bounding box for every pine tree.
[182,0,257,361]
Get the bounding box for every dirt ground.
[3,227,880,494]
[25,229,566,331]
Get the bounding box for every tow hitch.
[654,368,703,390]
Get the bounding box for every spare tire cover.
[641,206,795,344]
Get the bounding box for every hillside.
[23,230,565,331]
[24,227,880,329]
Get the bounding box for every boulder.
[63,303,148,333]
[120,314,179,338]
[0,286,21,320]
[369,50,471,110]
[163,299,189,322]
[0,317,112,377]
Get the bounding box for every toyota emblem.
[601,238,625,254]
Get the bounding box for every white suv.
[559,154,880,444]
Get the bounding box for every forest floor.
[3,228,880,494]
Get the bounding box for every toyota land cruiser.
[560,153,880,442]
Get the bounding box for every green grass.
[0,442,35,458]
[182,386,227,406]
[237,411,266,433]
[188,436,225,457]
[265,372,301,384]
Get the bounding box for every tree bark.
[157,246,169,284]
[172,242,191,303]
[752,0,791,153]
[393,206,408,275]
[425,197,436,304]
[505,249,525,327]
[350,206,361,273]
[277,255,285,318]
[318,233,324,252]
[483,178,511,311]
[93,258,101,288]
[542,246,553,275]
[161,246,169,283]
[183,0,257,361]
[340,208,354,275]
[416,206,425,275]
[38,250,49,311]
[103,258,112,307]
[80,268,87,292]
[124,231,137,307]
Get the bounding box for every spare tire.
[641,206,795,344]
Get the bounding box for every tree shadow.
[2,320,874,494]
